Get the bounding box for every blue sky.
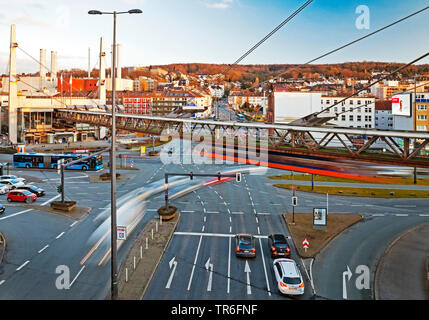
[0,0,428,74]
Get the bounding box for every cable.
[216,0,313,80]
[265,5,429,84]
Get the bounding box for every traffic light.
[57,185,62,194]
[189,172,193,180]
[217,172,221,181]
[236,172,241,182]
[292,196,298,207]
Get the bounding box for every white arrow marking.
[245,260,252,295]
[205,258,214,292]
[165,257,178,289]
[342,265,352,300]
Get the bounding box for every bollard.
[151,228,154,240]
[146,237,148,249]
[125,268,128,283]
[140,246,143,259]
[133,256,136,270]
[156,221,158,232]
[160,215,162,226]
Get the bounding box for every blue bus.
[13,153,103,171]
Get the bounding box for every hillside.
[151,62,429,82]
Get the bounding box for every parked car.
[268,234,291,258]
[0,184,9,195]
[0,203,4,214]
[0,175,25,183]
[273,258,305,296]
[19,185,45,197]
[7,189,37,203]
[0,179,25,190]
[235,233,256,258]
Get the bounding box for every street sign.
[302,238,310,251]
[313,208,327,227]
[117,226,127,241]
[292,196,298,206]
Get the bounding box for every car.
[0,184,9,195]
[0,175,25,183]
[235,233,256,258]
[268,234,291,258]
[7,189,37,203]
[0,179,24,190]
[0,203,4,214]
[273,258,305,296]
[19,185,45,197]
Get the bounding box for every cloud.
[205,0,233,9]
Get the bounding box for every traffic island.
[89,172,131,183]
[117,212,180,300]
[284,213,363,258]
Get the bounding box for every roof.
[375,100,392,111]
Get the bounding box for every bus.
[13,153,103,171]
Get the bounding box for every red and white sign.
[392,93,411,117]
[302,238,310,249]
[117,226,127,240]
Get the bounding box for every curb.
[374,222,429,300]
[140,211,180,300]
[0,232,6,266]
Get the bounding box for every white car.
[0,184,9,195]
[273,258,305,296]
[0,175,26,183]
[0,179,25,190]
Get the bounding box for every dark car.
[235,233,256,258]
[268,234,291,258]
[0,203,4,214]
[19,185,45,197]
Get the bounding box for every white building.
[321,96,376,129]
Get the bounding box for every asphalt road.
[1,149,428,300]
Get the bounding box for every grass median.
[274,183,429,198]
[284,213,363,258]
[269,174,429,185]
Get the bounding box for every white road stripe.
[395,214,409,217]
[0,280,5,286]
[187,235,203,291]
[56,232,65,239]
[70,221,78,227]
[16,260,30,271]
[38,245,49,253]
[174,231,268,239]
[69,266,86,288]
[258,238,271,296]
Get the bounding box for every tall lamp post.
[88,8,142,301]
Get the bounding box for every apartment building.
[374,100,393,130]
[321,96,376,129]
[228,88,268,114]
[416,92,429,132]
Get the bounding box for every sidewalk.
[375,223,429,300]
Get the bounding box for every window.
[417,125,427,131]
[349,100,353,105]
[341,115,346,121]
[417,115,427,120]
[357,115,362,121]
[349,115,354,121]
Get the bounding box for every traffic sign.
[302,238,310,250]
[117,226,127,241]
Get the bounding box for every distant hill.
[151,62,429,82]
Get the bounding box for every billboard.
[392,93,412,117]
[313,208,327,226]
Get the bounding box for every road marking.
[232,212,244,215]
[245,261,252,295]
[258,238,271,296]
[181,210,195,213]
[419,214,429,217]
[174,231,268,239]
[69,266,86,288]
[229,226,232,233]
[0,280,5,286]
[257,212,270,215]
[227,234,231,293]
[205,258,214,292]
[38,245,49,253]
[70,221,78,227]
[257,227,261,234]
[16,260,30,271]
[202,225,205,232]
[56,232,65,239]
[394,205,417,208]
[395,214,409,217]
[255,217,259,223]
[371,214,385,217]
[166,257,178,289]
[187,235,203,291]
[0,208,32,221]
[147,209,157,212]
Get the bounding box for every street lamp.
[88,8,142,301]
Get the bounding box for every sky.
[0,0,428,74]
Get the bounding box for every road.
[0,148,428,300]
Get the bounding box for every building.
[375,100,393,130]
[228,88,268,115]
[266,89,322,124]
[416,92,429,132]
[321,96,376,129]
[123,94,152,115]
